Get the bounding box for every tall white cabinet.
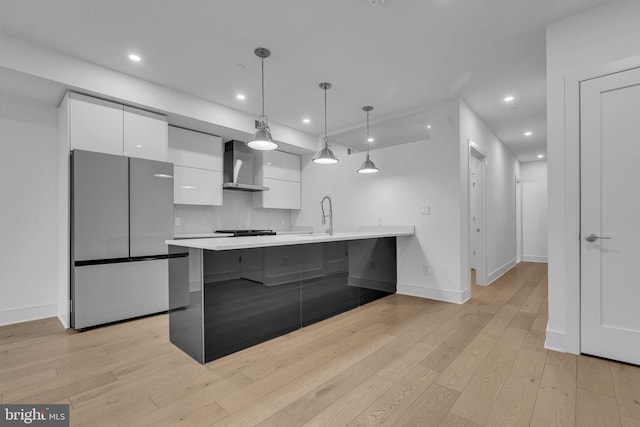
[168,126,223,206]
[61,92,168,161]
[253,150,301,209]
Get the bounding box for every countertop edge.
[165,228,414,251]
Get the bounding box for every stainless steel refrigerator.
[71,149,174,329]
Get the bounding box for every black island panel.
[168,237,398,364]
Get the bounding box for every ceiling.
[0,0,611,161]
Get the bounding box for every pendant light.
[247,47,278,151]
[313,82,338,164]
[357,106,379,174]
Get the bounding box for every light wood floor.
[2,262,640,426]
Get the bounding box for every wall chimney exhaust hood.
[222,140,269,192]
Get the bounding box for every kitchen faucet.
[320,196,333,235]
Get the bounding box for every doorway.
[469,140,486,286]
[580,66,640,365]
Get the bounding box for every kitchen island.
[166,226,414,363]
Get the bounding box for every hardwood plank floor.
[1,262,639,426]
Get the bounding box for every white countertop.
[166,226,414,251]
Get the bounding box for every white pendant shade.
[357,155,379,173]
[313,143,338,164]
[247,120,278,150]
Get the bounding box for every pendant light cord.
[366,110,370,156]
[261,57,265,117]
[324,87,328,145]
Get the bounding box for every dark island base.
[169,237,397,364]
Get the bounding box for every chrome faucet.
[320,196,333,235]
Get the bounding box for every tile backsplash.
[174,190,292,234]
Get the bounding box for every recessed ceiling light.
[235,63,246,70]
[367,137,374,143]
[504,95,514,102]
[303,118,310,124]
[524,131,533,136]
[427,124,432,129]
[537,154,544,159]
[236,94,246,100]
[128,54,141,62]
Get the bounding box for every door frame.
[560,55,640,354]
[515,176,522,264]
[469,140,488,286]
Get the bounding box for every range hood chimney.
[222,140,269,192]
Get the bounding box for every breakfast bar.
[166,226,414,363]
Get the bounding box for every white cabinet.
[168,126,223,206]
[67,92,124,155]
[168,127,222,170]
[255,178,301,210]
[253,150,301,210]
[260,150,301,182]
[173,166,223,206]
[61,92,168,161]
[123,107,168,161]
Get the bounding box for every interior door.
[469,157,478,269]
[581,66,640,365]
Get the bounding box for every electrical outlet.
[422,264,429,275]
[281,217,286,225]
[420,205,431,215]
[283,256,288,266]
[175,217,181,226]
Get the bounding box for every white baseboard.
[0,303,58,327]
[544,327,567,353]
[522,255,548,263]
[398,283,470,304]
[487,258,517,285]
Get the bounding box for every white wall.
[547,0,640,353]
[0,93,59,325]
[0,35,318,153]
[459,100,520,284]
[174,191,292,234]
[293,98,470,303]
[521,161,548,263]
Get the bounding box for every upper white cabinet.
[66,92,124,156]
[61,92,168,161]
[123,106,168,162]
[168,126,222,170]
[168,126,223,206]
[253,150,301,210]
[260,150,301,182]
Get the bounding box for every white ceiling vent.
[367,0,386,6]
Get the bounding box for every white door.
[581,66,640,365]
[469,156,479,270]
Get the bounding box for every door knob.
[585,233,611,242]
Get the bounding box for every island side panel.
[168,246,204,363]
[348,237,397,305]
